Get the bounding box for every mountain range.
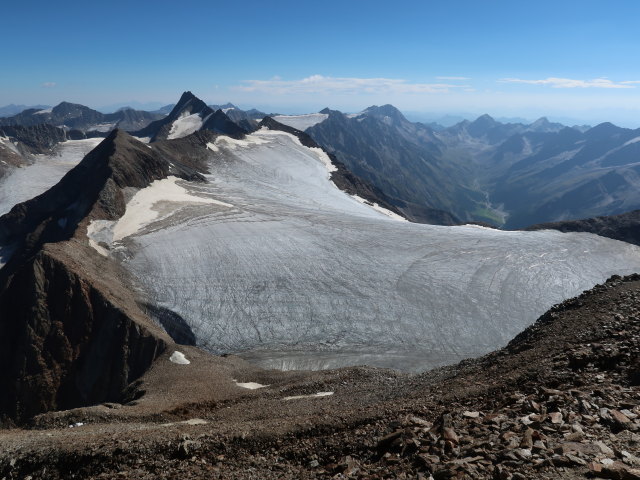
[0,91,639,480]
[2,91,640,425]
[276,106,640,228]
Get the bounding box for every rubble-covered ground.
[0,273,638,479]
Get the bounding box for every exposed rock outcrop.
[526,209,640,246]
[0,129,207,424]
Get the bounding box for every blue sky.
[4,0,640,126]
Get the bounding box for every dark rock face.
[0,124,70,179]
[525,209,640,246]
[305,110,464,224]
[0,124,67,154]
[0,129,206,424]
[0,250,166,423]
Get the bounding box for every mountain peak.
[472,113,496,125]
[362,104,407,124]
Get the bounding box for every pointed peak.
[532,116,550,124]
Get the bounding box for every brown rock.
[443,427,459,444]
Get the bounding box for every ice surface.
[167,112,207,140]
[110,176,231,241]
[107,130,640,372]
[352,195,406,221]
[0,138,103,217]
[272,113,329,131]
[169,351,190,364]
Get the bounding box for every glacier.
[92,129,640,372]
[0,138,103,216]
[272,113,329,131]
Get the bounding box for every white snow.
[623,136,640,147]
[167,112,207,140]
[87,123,117,133]
[283,391,334,401]
[352,195,407,221]
[234,380,268,389]
[34,108,53,115]
[134,137,152,144]
[209,134,270,151]
[222,107,235,113]
[111,176,232,241]
[169,351,190,364]
[272,113,329,131]
[0,138,103,217]
[86,220,113,256]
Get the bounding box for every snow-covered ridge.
[272,113,329,131]
[86,176,233,255]
[167,111,210,140]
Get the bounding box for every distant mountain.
[486,123,640,228]
[134,91,247,141]
[298,106,640,227]
[306,105,469,224]
[0,102,164,132]
[0,104,50,118]
[0,124,71,178]
[153,104,175,115]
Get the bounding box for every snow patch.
[352,195,406,221]
[167,111,206,140]
[272,113,329,131]
[283,391,334,401]
[34,108,52,115]
[169,351,190,364]
[212,135,270,150]
[623,136,640,147]
[112,176,232,241]
[87,123,116,133]
[254,128,337,173]
[87,220,114,256]
[233,380,268,389]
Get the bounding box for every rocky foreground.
[0,273,639,479]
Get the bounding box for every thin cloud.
[498,77,635,89]
[41,82,57,88]
[436,76,470,81]
[233,75,467,95]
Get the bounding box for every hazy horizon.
[3,0,640,128]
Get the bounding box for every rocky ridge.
[526,210,640,247]
[0,129,208,424]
